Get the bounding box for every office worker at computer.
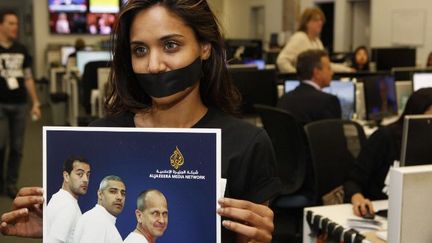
[1,1,281,242]
[344,88,432,217]
[276,7,352,73]
[351,46,369,71]
[277,49,341,124]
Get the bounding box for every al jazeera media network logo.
[149,146,206,180]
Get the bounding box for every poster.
[43,127,221,243]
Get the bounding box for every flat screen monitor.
[283,80,299,93]
[371,47,416,71]
[48,0,87,12]
[323,81,355,120]
[229,69,277,115]
[283,80,355,120]
[413,72,432,91]
[225,39,263,62]
[388,165,432,243]
[243,59,265,70]
[76,51,112,75]
[400,115,432,166]
[361,75,398,121]
[395,81,413,114]
[89,0,120,13]
[48,0,119,35]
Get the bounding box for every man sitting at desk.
[277,49,341,124]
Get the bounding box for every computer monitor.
[400,115,432,167]
[76,51,112,75]
[283,80,299,93]
[225,39,263,62]
[243,59,266,70]
[89,0,120,13]
[229,69,278,115]
[48,0,87,12]
[371,47,416,71]
[388,165,432,243]
[361,75,398,121]
[283,80,355,120]
[395,81,413,114]
[412,72,432,91]
[323,81,355,120]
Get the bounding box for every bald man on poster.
[124,189,168,243]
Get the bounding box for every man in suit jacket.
[277,49,341,124]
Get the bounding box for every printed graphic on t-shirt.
[0,53,25,78]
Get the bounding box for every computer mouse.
[360,205,375,220]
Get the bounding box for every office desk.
[303,200,388,243]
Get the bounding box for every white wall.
[32,1,109,79]
[352,1,370,50]
[207,0,223,19]
[371,0,432,66]
[220,0,283,48]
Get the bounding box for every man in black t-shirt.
[0,10,41,198]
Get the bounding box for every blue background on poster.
[46,129,218,242]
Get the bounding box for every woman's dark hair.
[388,87,432,156]
[105,0,240,115]
[351,46,369,71]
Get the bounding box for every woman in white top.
[276,7,352,73]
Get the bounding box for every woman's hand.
[217,198,274,243]
[351,193,374,217]
[0,187,44,238]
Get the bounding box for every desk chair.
[81,61,111,115]
[49,67,66,93]
[254,104,311,243]
[90,67,111,118]
[304,119,367,205]
[254,104,307,195]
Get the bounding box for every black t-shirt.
[0,41,32,104]
[90,108,282,242]
[343,123,400,201]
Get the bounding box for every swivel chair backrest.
[304,119,366,204]
[254,104,307,195]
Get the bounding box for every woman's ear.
[200,42,211,60]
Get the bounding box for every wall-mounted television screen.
[89,0,120,13]
[48,0,119,35]
[48,0,87,12]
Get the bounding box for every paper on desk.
[347,218,383,231]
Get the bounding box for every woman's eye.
[164,41,179,51]
[133,46,148,56]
